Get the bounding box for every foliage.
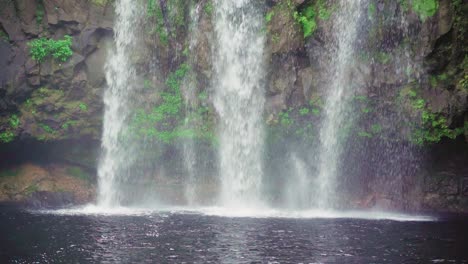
[36,1,45,25]
[401,88,465,145]
[0,30,9,42]
[25,184,39,196]
[147,0,168,45]
[91,0,111,6]
[265,10,275,23]
[204,1,213,16]
[61,120,78,130]
[78,102,88,112]
[402,0,439,21]
[368,2,376,19]
[412,0,438,20]
[0,131,15,143]
[298,0,334,37]
[299,107,309,116]
[458,74,468,90]
[293,5,317,38]
[39,123,55,134]
[28,35,73,63]
[129,63,215,144]
[9,114,20,129]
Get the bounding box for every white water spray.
[315,0,364,208]
[212,0,266,207]
[97,0,141,207]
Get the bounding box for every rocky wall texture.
[0,0,466,211]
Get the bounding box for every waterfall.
[212,0,266,207]
[315,0,365,209]
[285,153,311,210]
[97,0,141,207]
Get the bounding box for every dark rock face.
[25,191,76,209]
[0,0,114,141]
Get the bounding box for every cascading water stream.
[315,0,365,209]
[97,0,141,207]
[212,0,266,208]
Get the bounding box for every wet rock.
[25,191,75,209]
[0,163,96,208]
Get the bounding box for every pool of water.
[1,206,467,263]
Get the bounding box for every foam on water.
[39,206,436,222]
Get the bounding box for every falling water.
[212,0,266,207]
[97,0,141,207]
[284,153,310,210]
[182,3,203,206]
[315,0,365,209]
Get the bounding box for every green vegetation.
[368,2,376,19]
[267,0,334,38]
[36,1,45,25]
[61,120,78,130]
[78,102,88,112]
[130,63,215,143]
[0,168,20,178]
[293,0,334,37]
[28,35,73,63]
[204,1,213,16]
[460,74,468,90]
[400,0,439,21]
[9,114,20,129]
[376,52,391,64]
[39,123,55,134]
[91,0,112,6]
[0,114,20,143]
[0,30,9,42]
[66,166,91,182]
[0,131,15,143]
[24,184,39,196]
[265,10,275,23]
[411,0,438,21]
[293,5,317,38]
[146,0,188,44]
[147,0,168,45]
[400,88,465,145]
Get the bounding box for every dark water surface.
[1,206,467,263]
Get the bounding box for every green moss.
[371,124,383,134]
[28,35,73,63]
[293,6,317,38]
[39,123,55,134]
[0,131,15,143]
[204,1,213,16]
[61,120,78,130]
[198,91,208,101]
[0,168,20,178]
[400,87,464,145]
[299,107,310,116]
[265,10,275,23]
[147,0,168,45]
[411,0,439,21]
[0,30,8,42]
[9,114,20,129]
[91,0,111,6]
[66,166,91,182]
[24,184,39,196]
[78,102,88,112]
[459,74,468,90]
[358,131,373,138]
[36,0,45,25]
[129,63,216,143]
[368,2,376,19]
